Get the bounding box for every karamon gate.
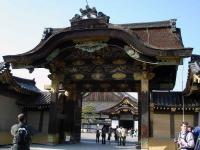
[3,6,192,149]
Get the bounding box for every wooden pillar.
[48,73,65,144]
[71,92,82,143]
[149,103,154,137]
[64,85,82,143]
[48,91,59,143]
[139,69,150,149]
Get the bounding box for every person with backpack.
[11,113,32,150]
[176,122,195,150]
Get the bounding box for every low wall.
[0,132,59,145]
[0,131,12,145]
[149,138,176,150]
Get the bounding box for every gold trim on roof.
[112,72,126,80]
[72,73,85,80]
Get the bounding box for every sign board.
[111,120,119,129]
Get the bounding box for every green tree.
[82,104,98,124]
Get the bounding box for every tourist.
[10,113,32,150]
[96,129,100,143]
[114,126,119,142]
[176,122,195,150]
[121,127,127,146]
[117,126,122,145]
[107,126,112,143]
[101,125,106,144]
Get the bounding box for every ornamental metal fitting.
[70,5,110,22]
[75,41,107,52]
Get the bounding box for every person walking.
[121,127,127,146]
[117,126,122,146]
[101,125,106,144]
[96,129,100,143]
[11,113,32,150]
[115,126,119,142]
[107,126,112,144]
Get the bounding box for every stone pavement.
[0,133,139,150]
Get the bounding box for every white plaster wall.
[0,94,20,131]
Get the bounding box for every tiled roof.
[17,92,51,110]
[52,20,183,50]
[118,19,175,29]
[83,92,123,102]
[99,97,138,115]
[151,91,200,110]
[14,76,41,93]
[0,62,41,95]
[34,92,51,105]
[83,92,137,102]
[82,101,117,112]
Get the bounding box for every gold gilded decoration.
[193,74,200,83]
[171,107,176,112]
[72,60,85,65]
[112,72,126,80]
[122,109,128,112]
[75,41,108,52]
[112,59,126,65]
[72,73,84,80]
[124,45,140,59]
[133,72,155,80]
[123,99,129,104]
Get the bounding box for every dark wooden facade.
[2,5,192,149]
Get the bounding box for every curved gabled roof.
[99,96,138,115]
[3,19,192,68]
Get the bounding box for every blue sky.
[0,0,199,94]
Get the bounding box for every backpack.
[182,131,194,150]
[16,124,30,145]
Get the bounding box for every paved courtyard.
[0,133,139,150]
